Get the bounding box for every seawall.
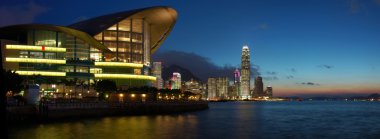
[6,101,209,122]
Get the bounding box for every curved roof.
[0,24,111,52]
[69,6,177,54]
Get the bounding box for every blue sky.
[1,0,379,95]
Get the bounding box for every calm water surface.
[8,101,380,139]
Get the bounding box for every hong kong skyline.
[1,0,379,96]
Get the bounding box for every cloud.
[376,0,380,5]
[318,65,334,69]
[290,68,297,73]
[0,1,48,27]
[259,23,269,30]
[266,71,277,75]
[286,75,294,79]
[297,82,320,86]
[263,76,279,81]
[350,0,360,13]
[153,50,261,82]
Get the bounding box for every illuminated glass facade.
[1,6,177,89]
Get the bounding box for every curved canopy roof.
[69,6,177,54]
[0,24,111,52]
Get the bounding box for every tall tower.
[241,45,250,99]
[254,76,264,97]
[172,72,181,89]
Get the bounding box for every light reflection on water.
[8,101,380,139]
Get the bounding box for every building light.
[6,57,66,64]
[119,93,124,97]
[142,94,146,97]
[15,71,66,76]
[94,74,156,81]
[6,45,66,52]
[94,62,143,68]
[131,94,135,97]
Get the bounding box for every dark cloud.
[263,76,279,81]
[286,75,294,79]
[266,71,277,75]
[290,68,297,73]
[318,65,334,69]
[259,23,269,30]
[350,0,360,13]
[297,82,320,86]
[72,16,89,24]
[376,0,380,5]
[0,2,48,27]
[153,50,260,82]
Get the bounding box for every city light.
[15,71,66,76]
[6,44,66,52]
[119,93,124,97]
[6,58,66,64]
[142,94,146,97]
[94,74,156,81]
[94,62,143,68]
[131,94,135,97]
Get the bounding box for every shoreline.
[6,101,209,124]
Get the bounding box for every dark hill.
[162,64,201,82]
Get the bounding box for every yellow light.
[131,94,135,97]
[142,94,146,97]
[6,45,66,52]
[94,62,143,68]
[79,93,82,96]
[94,74,156,81]
[6,58,66,64]
[15,71,66,76]
[105,94,109,98]
[119,93,124,97]
[65,93,68,96]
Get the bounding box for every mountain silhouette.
[162,64,201,82]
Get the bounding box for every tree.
[3,70,24,95]
[94,80,117,100]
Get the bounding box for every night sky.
[1,0,379,96]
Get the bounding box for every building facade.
[207,77,229,100]
[240,45,250,99]
[254,76,264,97]
[171,72,181,89]
[0,7,177,97]
[152,62,163,89]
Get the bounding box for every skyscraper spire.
[241,45,250,99]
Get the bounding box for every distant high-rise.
[241,45,250,99]
[254,76,264,97]
[266,86,273,98]
[152,62,163,89]
[207,78,217,100]
[171,72,181,89]
[207,77,229,100]
[234,68,241,83]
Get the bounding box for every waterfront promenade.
[6,100,209,122]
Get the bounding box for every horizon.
[1,0,379,96]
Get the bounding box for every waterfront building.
[171,72,181,89]
[216,77,229,99]
[0,7,177,98]
[184,79,205,98]
[254,76,264,97]
[152,62,163,89]
[266,86,273,98]
[240,45,250,99]
[207,78,217,100]
[207,77,229,100]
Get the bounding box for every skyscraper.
[266,86,273,98]
[234,68,241,83]
[254,76,264,97]
[241,45,250,99]
[172,72,181,89]
[152,62,163,89]
[207,78,217,100]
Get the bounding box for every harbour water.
[8,101,380,139]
